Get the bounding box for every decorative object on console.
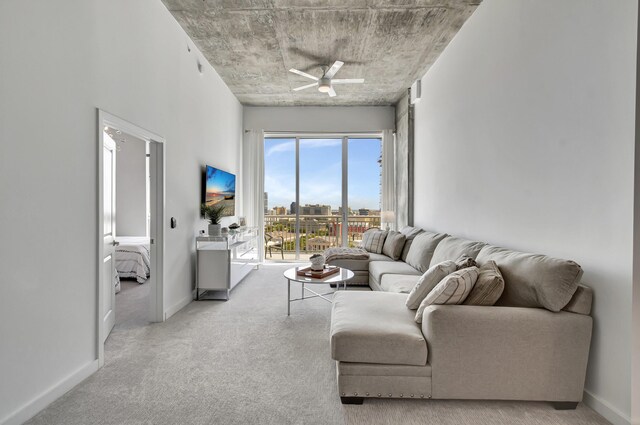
[229,222,240,229]
[309,254,325,271]
[201,203,228,236]
[221,227,229,235]
[380,210,395,231]
[238,217,246,226]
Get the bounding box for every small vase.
[208,224,221,236]
[310,254,325,271]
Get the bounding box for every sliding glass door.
[264,135,381,261]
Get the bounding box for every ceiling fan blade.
[289,68,318,81]
[324,61,344,79]
[331,78,365,84]
[328,87,337,97]
[293,82,317,91]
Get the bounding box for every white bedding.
[115,236,150,284]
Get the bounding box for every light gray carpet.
[26,264,610,425]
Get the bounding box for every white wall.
[243,106,395,132]
[115,136,147,236]
[0,1,242,423]
[412,1,637,424]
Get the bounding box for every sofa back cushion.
[361,228,388,254]
[476,245,582,312]
[405,231,448,273]
[430,236,486,267]
[382,231,407,260]
[399,226,424,262]
[562,284,593,315]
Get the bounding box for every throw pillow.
[382,231,407,260]
[415,266,479,323]
[406,260,457,310]
[463,260,504,306]
[455,255,477,270]
[361,228,388,254]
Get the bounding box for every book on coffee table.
[296,265,340,279]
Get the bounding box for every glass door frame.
[265,132,383,261]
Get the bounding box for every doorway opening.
[97,110,165,367]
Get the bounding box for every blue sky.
[264,138,381,210]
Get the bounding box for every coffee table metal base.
[286,279,347,316]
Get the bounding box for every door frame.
[96,109,166,367]
[264,132,382,260]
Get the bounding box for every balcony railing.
[264,214,381,260]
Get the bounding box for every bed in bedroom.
[115,236,150,286]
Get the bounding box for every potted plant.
[201,203,228,236]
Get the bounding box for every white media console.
[195,227,259,300]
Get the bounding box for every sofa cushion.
[415,267,479,323]
[476,245,582,312]
[382,231,407,260]
[328,252,393,272]
[331,291,428,366]
[430,236,486,267]
[405,231,448,273]
[369,260,421,287]
[405,260,457,309]
[399,226,424,262]
[380,273,421,293]
[463,260,505,306]
[361,228,388,254]
[562,284,593,315]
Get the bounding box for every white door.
[102,133,117,341]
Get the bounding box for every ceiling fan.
[289,61,364,97]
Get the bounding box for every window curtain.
[242,130,265,261]
[381,129,396,230]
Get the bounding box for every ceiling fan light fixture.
[318,78,331,93]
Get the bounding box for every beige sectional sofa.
[328,227,593,409]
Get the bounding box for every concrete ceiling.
[162,1,481,106]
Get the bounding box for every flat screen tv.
[203,165,236,216]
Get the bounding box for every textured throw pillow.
[382,231,407,260]
[463,260,504,306]
[415,267,479,323]
[406,260,457,309]
[455,255,477,270]
[361,229,388,254]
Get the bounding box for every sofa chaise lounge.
[328,227,593,409]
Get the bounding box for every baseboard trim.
[1,360,99,425]
[583,389,631,425]
[164,291,194,320]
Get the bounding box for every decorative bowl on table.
[309,254,325,271]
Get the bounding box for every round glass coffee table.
[284,266,354,316]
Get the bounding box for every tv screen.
[204,165,236,216]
